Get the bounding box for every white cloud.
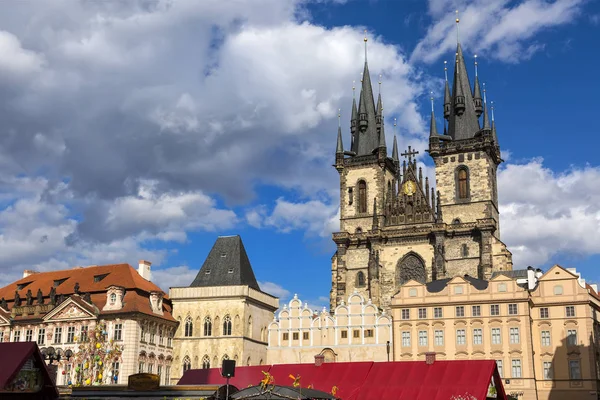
[499,159,600,267]
[264,197,339,237]
[152,265,199,292]
[259,281,291,299]
[412,0,584,64]
[0,31,45,79]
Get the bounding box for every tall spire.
[429,91,439,137]
[443,60,451,120]
[448,43,481,140]
[392,118,399,163]
[482,83,491,130]
[354,29,379,156]
[491,101,498,143]
[336,109,344,154]
[473,54,483,118]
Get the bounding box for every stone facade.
[169,285,278,384]
[390,265,600,400]
[267,292,392,364]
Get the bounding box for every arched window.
[387,180,392,193]
[202,355,210,369]
[247,357,252,366]
[247,316,252,338]
[222,315,232,336]
[356,271,366,287]
[110,293,116,304]
[222,354,230,362]
[184,317,193,337]
[461,244,469,257]
[182,356,191,372]
[457,167,469,199]
[203,317,212,337]
[358,181,367,213]
[453,218,461,225]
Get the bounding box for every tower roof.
[190,235,260,290]
[352,60,380,156]
[447,43,481,140]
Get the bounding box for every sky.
[0,0,599,311]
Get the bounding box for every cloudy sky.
[0,0,599,310]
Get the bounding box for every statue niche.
[396,253,426,285]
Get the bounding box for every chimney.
[591,284,599,294]
[314,354,325,367]
[23,270,38,278]
[535,268,543,279]
[526,266,536,290]
[425,352,436,365]
[138,260,152,281]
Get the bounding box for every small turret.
[336,110,344,154]
[429,92,439,137]
[351,81,358,137]
[473,55,483,118]
[482,84,491,131]
[443,61,451,120]
[491,101,498,144]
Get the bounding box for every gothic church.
[331,39,513,310]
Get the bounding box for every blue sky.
[0,0,599,310]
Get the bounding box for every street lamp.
[41,347,73,364]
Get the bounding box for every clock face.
[402,180,417,196]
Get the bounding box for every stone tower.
[331,39,512,311]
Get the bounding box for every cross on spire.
[401,146,419,162]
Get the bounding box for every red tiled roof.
[0,264,175,323]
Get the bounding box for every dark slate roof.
[190,235,260,290]
[352,61,379,156]
[490,269,529,279]
[426,275,489,293]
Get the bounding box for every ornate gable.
[43,298,96,322]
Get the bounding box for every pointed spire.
[431,187,436,211]
[430,91,439,137]
[491,101,498,143]
[448,43,481,140]
[378,115,386,148]
[336,109,344,154]
[354,30,379,155]
[443,61,451,120]
[482,83,491,131]
[473,55,483,118]
[392,118,399,163]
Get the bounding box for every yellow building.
[267,292,392,364]
[169,235,278,383]
[391,265,600,400]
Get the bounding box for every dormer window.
[17,282,32,290]
[205,270,211,275]
[110,293,117,305]
[221,253,227,258]
[94,273,109,283]
[53,278,67,288]
[228,268,234,274]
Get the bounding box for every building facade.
[391,265,600,400]
[331,36,512,311]
[267,292,392,364]
[170,235,279,384]
[0,261,177,386]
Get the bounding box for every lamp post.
[41,347,73,364]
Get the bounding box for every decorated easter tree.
[69,322,123,386]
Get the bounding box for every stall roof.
[232,385,336,400]
[0,342,58,398]
[178,365,268,388]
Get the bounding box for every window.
[418,308,427,319]
[184,317,193,337]
[303,332,309,340]
[165,366,171,384]
[454,286,463,294]
[25,329,33,342]
[434,330,444,346]
[508,304,518,315]
[402,331,411,347]
[566,306,575,317]
[554,285,564,295]
[358,181,367,213]
[490,304,500,316]
[94,273,109,282]
[157,365,162,382]
[110,293,117,305]
[13,330,21,342]
[0,332,3,343]
[461,244,469,257]
[114,324,122,341]
[567,329,578,345]
[67,326,75,343]
[472,305,481,317]
[204,317,212,336]
[202,355,210,369]
[418,331,428,347]
[222,315,232,336]
[498,283,507,292]
[81,326,88,342]
[569,360,581,379]
[492,328,501,345]
[150,327,156,344]
[182,356,191,373]
[543,361,553,379]
[541,330,551,346]
[292,332,299,340]
[512,359,522,378]
[540,308,549,319]
[456,329,466,345]
[341,330,348,339]
[364,329,374,338]
[282,333,289,341]
[496,360,503,378]
[457,167,469,199]
[54,327,62,343]
[434,307,443,318]
[401,309,410,320]
[139,362,145,373]
[63,364,72,385]
[356,271,365,287]
[353,330,360,338]
[37,328,45,345]
[510,327,520,344]
[148,364,153,374]
[159,328,164,345]
[473,328,483,345]
[409,288,417,297]
[167,333,173,347]
[112,362,120,383]
[348,188,353,205]
[455,306,465,317]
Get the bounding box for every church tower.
[331,30,512,311]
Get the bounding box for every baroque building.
[0,261,177,386]
[391,265,600,400]
[170,235,278,383]
[331,36,512,310]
